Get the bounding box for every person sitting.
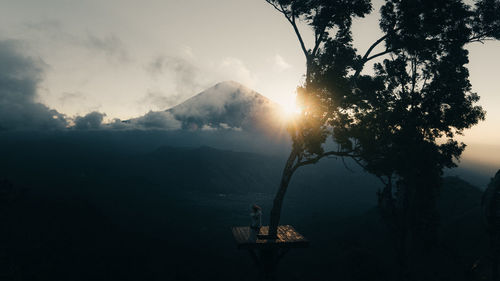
[250,204,262,237]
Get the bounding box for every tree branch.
[353,27,402,80]
[364,34,389,60]
[351,157,389,187]
[467,27,499,44]
[291,150,359,173]
[286,8,309,59]
[265,1,309,59]
[311,25,327,57]
[411,56,417,94]
[353,34,389,79]
[366,49,394,62]
[265,0,285,14]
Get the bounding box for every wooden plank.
[232,227,242,243]
[231,225,309,250]
[237,227,248,244]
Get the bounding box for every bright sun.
[278,96,301,121]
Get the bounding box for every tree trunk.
[268,56,311,239]
[268,149,298,238]
[492,251,499,281]
[397,226,408,281]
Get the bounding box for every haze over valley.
[1,1,500,280]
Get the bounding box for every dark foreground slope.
[0,137,493,281]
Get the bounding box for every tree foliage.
[266,0,500,245]
[265,0,372,238]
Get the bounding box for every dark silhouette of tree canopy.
[482,170,500,280]
[344,0,500,249]
[265,0,500,251]
[265,0,373,238]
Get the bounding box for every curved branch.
[265,0,285,13]
[353,34,389,78]
[353,28,400,80]
[364,34,390,60]
[311,25,327,57]
[352,157,389,187]
[286,10,309,59]
[291,150,359,173]
[468,27,499,43]
[366,49,394,61]
[265,1,309,59]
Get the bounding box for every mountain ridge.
[166,80,286,132]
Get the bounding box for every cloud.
[84,33,130,63]
[146,55,205,92]
[59,91,86,105]
[22,20,130,64]
[0,40,68,131]
[148,55,200,78]
[219,57,257,87]
[67,110,182,131]
[219,122,242,131]
[201,124,217,131]
[274,54,291,71]
[125,111,182,130]
[200,123,242,132]
[57,91,105,116]
[73,111,105,130]
[107,118,130,130]
[165,81,283,133]
[23,19,65,38]
[144,54,258,111]
[142,54,212,110]
[139,90,178,111]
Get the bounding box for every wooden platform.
[231,225,309,250]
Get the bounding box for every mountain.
[167,81,287,133]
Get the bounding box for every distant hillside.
[1,149,492,281]
[124,145,283,193]
[106,145,384,213]
[300,176,489,281]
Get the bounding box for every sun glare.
[278,96,301,122]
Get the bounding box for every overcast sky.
[0,0,499,145]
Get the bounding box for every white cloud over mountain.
[0,39,283,133]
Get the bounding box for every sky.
[0,0,499,146]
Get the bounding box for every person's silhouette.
[250,204,262,235]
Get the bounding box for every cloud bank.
[0,39,274,133]
[0,40,67,131]
[120,111,182,130]
[0,39,185,132]
[73,111,106,130]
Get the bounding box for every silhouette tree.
[483,170,500,281]
[265,0,500,259]
[342,1,500,276]
[264,0,372,238]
